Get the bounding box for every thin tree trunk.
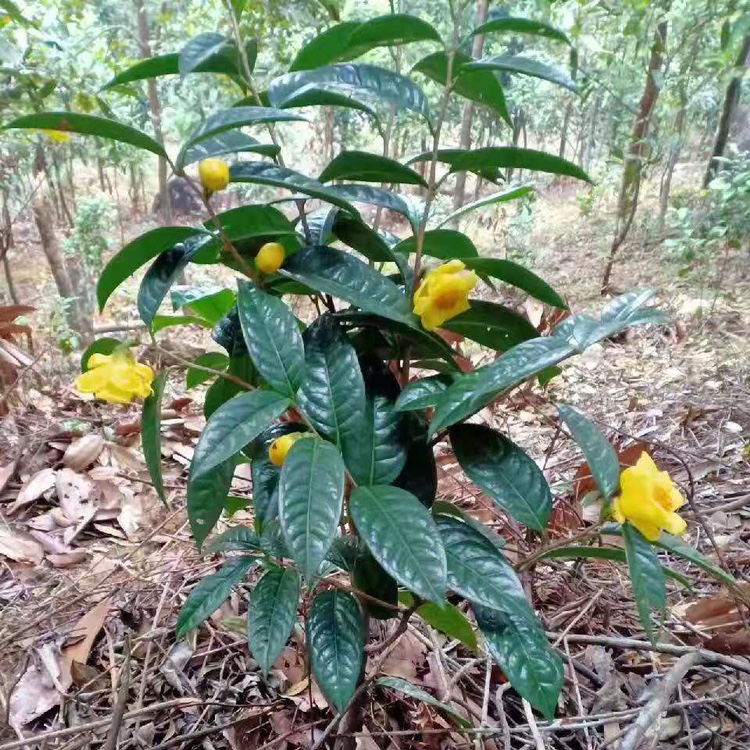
[703,34,750,187]
[135,0,171,223]
[658,92,688,233]
[601,19,668,294]
[1,192,19,305]
[559,48,579,160]
[452,0,489,215]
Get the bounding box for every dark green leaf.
[247,567,300,674]
[345,14,441,57]
[557,404,620,499]
[80,337,120,372]
[327,184,419,226]
[450,424,552,530]
[207,525,261,553]
[437,186,533,227]
[394,428,438,508]
[142,371,168,506]
[179,33,230,77]
[350,485,446,603]
[278,438,345,577]
[187,458,235,547]
[395,375,452,412]
[377,676,471,727]
[399,591,477,650]
[463,55,576,91]
[237,281,306,398]
[444,300,538,351]
[186,352,230,388]
[3,111,166,156]
[151,314,208,333]
[97,227,207,311]
[623,523,666,641]
[473,17,570,45]
[206,204,298,251]
[319,150,426,186]
[308,590,364,712]
[655,533,736,587]
[176,556,255,636]
[279,86,378,118]
[352,548,398,619]
[192,390,290,477]
[180,131,279,168]
[394,229,478,261]
[172,287,236,325]
[290,22,360,71]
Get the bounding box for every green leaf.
[308,590,364,712]
[192,390,290,477]
[327,184,419,227]
[463,55,576,91]
[655,533,736,587]
[352,548,399,619]
[394,229,478,261]
[279,86,378,118]
[444,300,538,351]
[409,147,590,183]
[280,246,415,326]
[186,352,230,388]
[435,514,530,615]
[172,287,236,325]
[206,204,298,250]
[180,131,279,168]
[179,33,230,77]
[206,525,261,553]
[229,162,360,216]
[177,556,255,636]
[80,337,120,372]
[461,258,566,308]
[3,111,166,157]
[298,317,366,449]
[247,567,300,674]
[414,50,509,123]
[473,17,570,45]
[319,150,426,186]
[278,438,345,577]
[151,314,209,333]
[268,64,432,127]
[398,591,477,650]
[450,424,552,530]
[137,236,213,327]
[377,676,471,727]
[290,22,361,71]
[333,214,401,267]
[350,485,446,603]
[188,457,235,547]
[237,281,306,398]
[395,375,452,412]
[623,523,666,642]
[474,604,562,719]
[97,227,207,311]
[345,14,442,57]
[429,334,576,435]
[142,371,168,506]
[394,425,438,509]
[557,404,620,499]
[437,186,533,228]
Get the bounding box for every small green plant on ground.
[9,2,738,735]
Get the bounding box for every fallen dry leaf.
[59,598,111,688]
[56,468,96,523]
[62,434,105,471]
[11,467,56,513]
[381,629,427,681]
[117,492,144,539]
[0,526,44,564]
[8,662,61,730]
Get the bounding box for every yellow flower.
[269,433,303,467]
[413,260,477,331]
[198,158,230,192]
[611,452,687,541]
[256,242,285,274]
[75,348,154,404]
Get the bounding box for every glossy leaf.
[192,390,290,477]
[327,184,419,227]
[180,131,279,168]
[290,22,361,71]
[436,186,533,228]
[350,485,447,603]
[187,458,235,547]
[205,204,297,250]
[394,426,438,508]
[279,86,378,118]
[655,533,736,587]
[395,375,452,412]
[278,438,345,577]
[473,16,571,44]
[450,424,552,530]
[394,229,478,261]
[444,300,539,351]
[151,315,208,333]
[377,676,471,727]
[80,337,119,372]
[237,281,306,398]
[247,566,300,674]
[623,523,666,641]
[346,14,441,57]
[319,150,426,186]
[141,371,168,506]
[281,246,415,326]
[97,227,206,311]
[172,287,236,326]
[463,55,576,91]
[475,604,563,719]
[3,111,166,156]
[206,525,261,553]
[176,556,255,636]
[352,548,399,619]
[399,591,477,650]
[462,257,566,308]
[557,404,620,499]
[179,33,230,77]
[308,590,364,712]
[297,317,366,449]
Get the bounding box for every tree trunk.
[452,0,489,215]
[558,49,579,160]
[1,191,19,305]
[135,0,171,223]
[601,19,668,294]
[703,34,750,187]
[657,88,688,233]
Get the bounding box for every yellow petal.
[76,368,109,393]
[662,511,687,536]
[635,452,661,476]
[630,519,662,542]
[87,353,113,368]
[610,497,626,524]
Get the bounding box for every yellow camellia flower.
[413,259,478,331]
[198,158,230,192]
[611,452,687,541]
[256,242,286,274]
[269,433,303,467]
[75,348,154,404]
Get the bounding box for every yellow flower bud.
[269,433,303,467]
[256,242,286,274]
[198,158,230,192]
[610,452,687,541]
[413,259,478,331]
[75,347,154,404]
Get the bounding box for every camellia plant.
[7,2,738,732]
